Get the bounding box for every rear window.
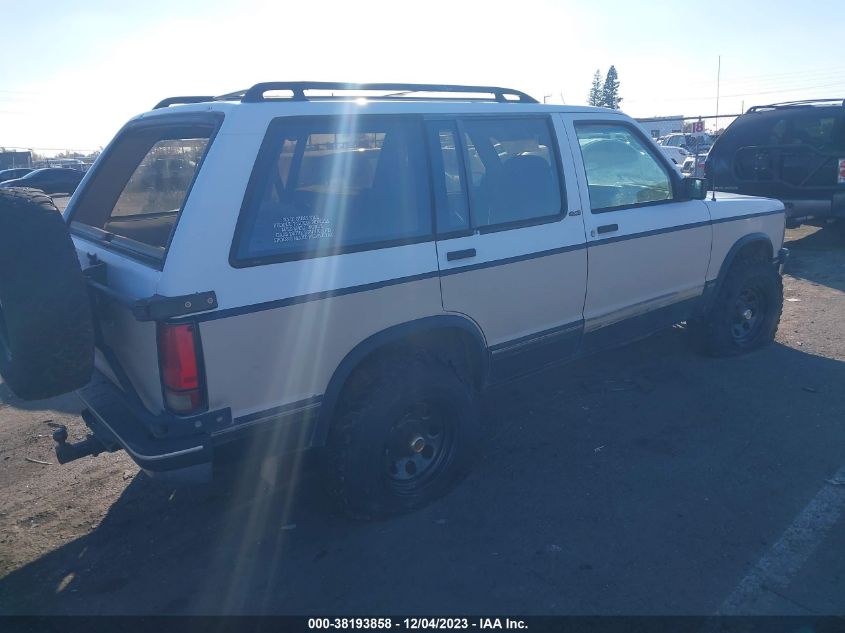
[232,116,432,264]
[718,108,845,152]
[70,119,217,263]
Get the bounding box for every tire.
[324,351,480,518]
[689,257,783,357]
[0,188,95,400]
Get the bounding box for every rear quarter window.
[232,115,432,265]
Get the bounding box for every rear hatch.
[708,105,845,201]
[65,111,222,414]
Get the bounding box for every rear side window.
[575,123,674,212]
[71,120,217,263]
[233,116,432,264]
[460,118,563,229]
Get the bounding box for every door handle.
[596,224,619,234]
[446,248,476,261]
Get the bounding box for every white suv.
[0,82,788,517]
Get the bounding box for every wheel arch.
[312,314,489,447]
[701,232,774,314]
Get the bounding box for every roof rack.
[747,98,845,112]
[153,82,538,110]
[153,96,217,109]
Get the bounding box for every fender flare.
[312,314,488,447]
[700,232,774,314]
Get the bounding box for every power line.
[627,80,845,104]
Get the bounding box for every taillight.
[157,322,205,415]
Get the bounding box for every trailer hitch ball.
[52,425,69,445]
[52,422,106,465]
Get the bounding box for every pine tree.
[588,70,603,106]
[601,65,622,109]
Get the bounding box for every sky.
[1,0,842,154]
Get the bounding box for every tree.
[601,65,623,109]
[588,70,603,106]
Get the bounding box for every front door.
[565,115,711,350]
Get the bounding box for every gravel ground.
[0,225,844,615]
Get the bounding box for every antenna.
[711,55,721,202]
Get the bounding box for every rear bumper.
[782,193,845,224]
[71,371,219,472]
[782,199,832,222]
[64,370,321,474]
[774,247,789,275]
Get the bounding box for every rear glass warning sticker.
[273,216,333,243]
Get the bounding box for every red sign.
[839,158,845,184]
[692,120,704,133]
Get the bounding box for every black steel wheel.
[730,286,768,345]
[385,400,457,494]
[324,351,479,519]
[689,256,783,356]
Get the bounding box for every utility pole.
[715,55,721,132]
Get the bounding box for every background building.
[0,150,32,169]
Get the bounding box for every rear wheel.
[689,257,783,356]
[324,351,479,518]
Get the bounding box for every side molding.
[311,315,489,447]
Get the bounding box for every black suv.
[706,99,845,229]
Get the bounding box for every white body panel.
[64,97,787,423]
[562,112,712,332]
[437,115,587,346]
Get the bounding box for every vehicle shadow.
[784,226,845,293]
[2,327,845,615]
[0,382,83,415]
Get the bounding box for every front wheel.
[324,352,480,519]
[689,258,783,356]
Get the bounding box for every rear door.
[427,114,588,381]
[67,113,221,412]
[565,115,711,349]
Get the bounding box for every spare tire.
[0,188,94,400]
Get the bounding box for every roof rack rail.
[153,96,217,109]
[747,98,845,112]
[240,82,538,104]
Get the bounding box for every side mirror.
[682,177,707,200]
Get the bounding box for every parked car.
[0,82,787,518]
[658,144,690,167]
[681,149,709,178]
[0,167,34,183]
[659,132,713,155]
[706,98,845,230]
[0,167,85,195]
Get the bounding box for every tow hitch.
[52,411,115,464]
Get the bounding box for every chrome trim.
[211,401,322,437]
[585,286,704,333]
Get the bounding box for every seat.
[487,155,559,225]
